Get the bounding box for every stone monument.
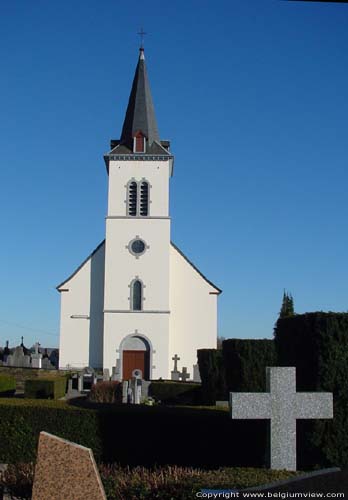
[171,354,180,381]
[32,431,106,500]
[31,342,43,369]
[230,366,333,471]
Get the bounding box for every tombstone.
[103,368,110,381]
[42,357,55,370]
[193,364,201,383]
[32,431,106,500]
[6,346,31,368]
[31,342,43,369]
[179,367,190,382]
[230,366,333,471]
[49,349,59,368]
[81,367,97,392]
[171,354,181,381]
[122,380,129,403]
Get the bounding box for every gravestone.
[31,342,43,369]
[180,367,190,381]
[171,354,180,381]
[103,368,110,381]
[41,357,55,370]
[193,364,201,383]
[6,346,31,368]
[32,431,106,500]
[230,366,333,471]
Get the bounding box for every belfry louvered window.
[140,181,149,216]
[131,280,143,311]
[127,180,150,216]
[128,181,137,216]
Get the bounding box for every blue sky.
[0,0,347,348]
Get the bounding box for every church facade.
[57,48,221,380]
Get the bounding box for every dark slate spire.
[120,48,160,147]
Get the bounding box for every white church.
[57,47,221,381]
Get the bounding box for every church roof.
[57,240,221,295]
[56,240,105,291]
[120,48,159,147]
[104,48,173,171]
[171,242,222,294]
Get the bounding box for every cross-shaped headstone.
[180,367,190,382]
[172,354,180,372]
[230,367,333,471]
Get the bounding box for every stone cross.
[230,367,333,471]
[172,354,180,372]
[180,367,190,382]
[34,342,40,355]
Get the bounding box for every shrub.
[24,377,67,399]
[0,463,34,500]
[0,375,16,397]
[89,381,122,403]
[149,381,202,404]
[0,399,266,467]
[0,463,298,500]
[222,339,277,392]
[274,312,348,469]
[0,399,102,464]
[197,349,226,404]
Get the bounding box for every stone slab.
[32,432,106,500]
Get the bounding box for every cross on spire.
[137,27,147,49]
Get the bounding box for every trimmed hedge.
[149,381,202,404]
[274,312,348,469]
[0,375,16,397]
[24,377,67,399]
[197,349,226,404]
[222,339,277,392]
[0,399,267,467]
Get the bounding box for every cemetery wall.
[275,312,348,469]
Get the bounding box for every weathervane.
[137,27,147,49]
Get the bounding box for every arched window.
[140,181,149,216]
[131,280,143,311]
[127,181,137,216]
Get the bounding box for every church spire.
[120,47,160,148]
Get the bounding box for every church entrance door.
[123,350,149,380]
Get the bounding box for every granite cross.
[230,367,333,471]
[180,367,190,382]
[172,354,180,372]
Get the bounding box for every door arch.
[119,334,152,380]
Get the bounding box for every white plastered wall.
[103,312,170,377]
[58,243,105,369]
[169,244,218,378]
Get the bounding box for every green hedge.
[222,339,277,392]
[0,375,16,397]
[0,399,102,463]
[24,377,67,399]
[274,312,348,469]
[0,399,267,467]
[149,381,201,404]
[197,349,226,404]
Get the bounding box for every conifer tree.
[279,290,295,318]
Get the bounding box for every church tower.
[103,47,174,379]
[57,47,220,377]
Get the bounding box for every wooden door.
[123,350,149,380]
